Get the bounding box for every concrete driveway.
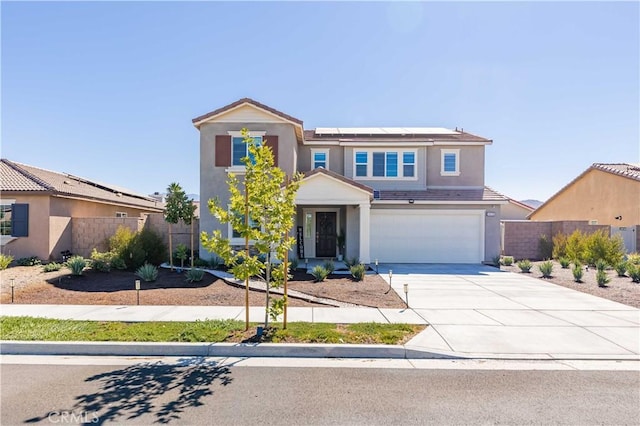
[380,264,640,359]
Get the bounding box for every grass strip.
[0,316,424,345]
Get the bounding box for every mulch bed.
[0,266,405,308]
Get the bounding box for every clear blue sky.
[2,1,638,202]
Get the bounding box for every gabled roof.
[486,186,535,211]
[192,98,304,128]
[377,187,507,203]
[302,167,374,195]
[527,162,640,219]
[0,159,163,212]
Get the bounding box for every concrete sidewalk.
[1,265,639,360]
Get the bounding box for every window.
[355,152,368,177]
[1,203,28,237]
[230,211,260,239]
[353,150,416,179]
[311,149,329,169]
[441,149,460,176]
[403,152,415,177]
[232,136,262,166]
[0,205,12,236]
[115,212,127,218]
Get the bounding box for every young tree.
[165,183,197,270]
[201,128,302,331]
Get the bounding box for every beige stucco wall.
[50,196,155,218]
[501,202,534,220]
[530,170,640,226]
[199,121,298,258]
[425,145,485,188]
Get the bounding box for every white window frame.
[352,149,418,180]
[226,130,266,173]
[440,149,460,176]
[311,148,330,170]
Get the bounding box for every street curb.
[0,341,453,359]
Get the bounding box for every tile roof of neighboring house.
[302,167,374,195]
[377,187,507,203]
[192,98,304,127]
[527,162,640,219]
[486,186,535,211]
[303,129,491,143]
[0,159,163,212]
[591,163,640,182]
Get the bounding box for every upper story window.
[354,150,417,179]
[441,149,460,176]
[232,135,262,166]
[311,149,329,169]
[115,212,128,218]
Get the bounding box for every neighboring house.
[0,159,163,260]
[528,163,640,227]
[501,196,536,220]
[194,98,506,264]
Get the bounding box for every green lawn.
[0,316,424,345]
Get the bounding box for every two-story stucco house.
[194,98,506,264]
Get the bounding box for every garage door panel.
[370,209,484,263]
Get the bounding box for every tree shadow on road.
[24,357,233,425]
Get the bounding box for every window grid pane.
[403,152,415,177]
[232,137,245,166]
[386,152,398,177]
[444,153,457,172]
[372,152,385,177]
[355,152,367,177]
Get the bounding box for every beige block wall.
[503,220,612,260]
[530,170,640,226]
[72,217,144,258]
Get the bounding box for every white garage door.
[370,209,485,263]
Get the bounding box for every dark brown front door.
[316,212,336,258]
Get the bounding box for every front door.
[316,212,336,258]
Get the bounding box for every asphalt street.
[1,358,639,425]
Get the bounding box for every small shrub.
[596,270,610,287]
[350,263,366,281]
[552,233,568,259]
[185,268,205,283]
[42,262,63,272]
[323,260,335,274]
[344,257,359,268]
[90,249,114,273]
[136,263,158,282]
[310,265,329,282]
[108,226,135,258]
[174,244,188,268]
[558,257,570,269]
[110,257,127,270]
[565,230,587,264]
[193,257,210,268]
[517,259,532,273]
[66,256,87,276]
[627,253,640,266]
[0,253,13,270]
[627,263,640,283]
[538,234,553,260]
[595,259,608,272]
[538,260,553,278]
[208,256,222,270]
[492,255,501,267]
[502,256,514,266]
[614,261,627,277]
[16,256,41,266]
[572,262,584,282]
[585,230,624,267]
[289,258,299,271]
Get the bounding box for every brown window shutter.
[215,135,231,167]
[264,135,279,166]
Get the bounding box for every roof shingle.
[1,159,162,211]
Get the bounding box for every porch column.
[358,202,371,264]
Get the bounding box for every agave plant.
[136,263,158,282]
